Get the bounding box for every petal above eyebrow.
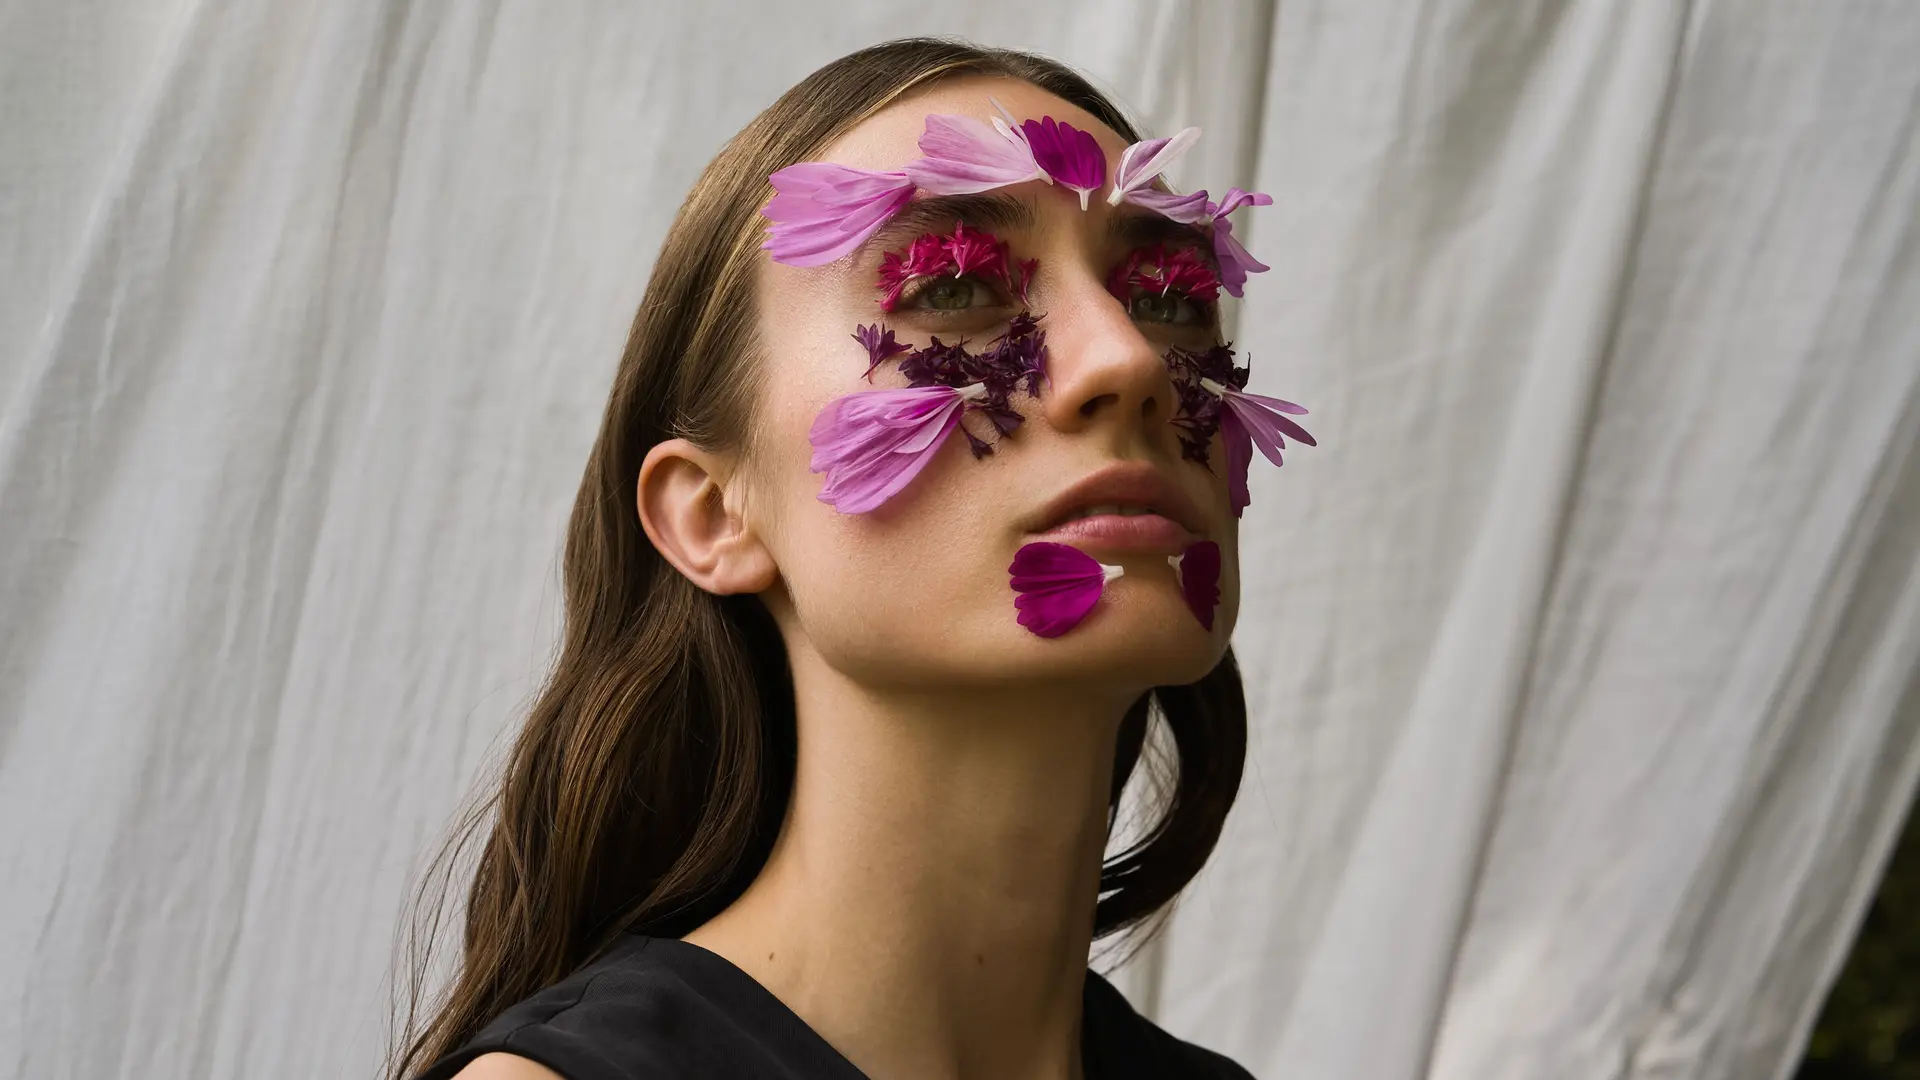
[1210,187,1273,218]
[1124,187,1213,224]
[1021,117,1107,210]
[906,114,1048,195]
[762,162,916,267]
[1108,127,1202,206]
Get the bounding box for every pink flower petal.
[1211,217,1269,297]
[1108,128,1202,205]
[1021,117,1107,210]
[808,385,978,514]
[1124,186,1213,224]
[1222,413,1254,518]
[1206,189,1274,296]
[1008,542,1122,638]
[1222,388,1315,469]
[1170,540,1222,629]
[1210,187,1273,218]
[762,162,915,267]
[905,114,1046,195]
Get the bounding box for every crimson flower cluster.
[876,222,1037,312]
[1165,342,1250,466]
[1104,244,1222,306]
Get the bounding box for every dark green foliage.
[1797,795,1920,1079]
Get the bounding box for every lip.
[1027,462,1207,555]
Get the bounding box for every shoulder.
[1082,970,1259,1080]
[445,1052,567,1080]
[413,934,866,1080]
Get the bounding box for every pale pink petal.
[1008,542,1122,638]
[808,385,973,513]
[1206,188,1274,295]
[762,162,915,267]
[1124,186,1213,224]
[904,114,1046,195]
[1211,217,1269,297]
[1107,127,1201,205]
[1222,389,1315,468]
[1210,187,1273,218]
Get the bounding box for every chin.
[998,585,1233,690]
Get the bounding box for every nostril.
[1141,396,1160,420]
[1079,393,1117,418]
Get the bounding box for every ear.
[636,439,778,595]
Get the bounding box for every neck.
[681,636,1134,1080]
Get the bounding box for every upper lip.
[1028,462,1208,536]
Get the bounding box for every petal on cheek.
[1169,540,1222,630]
[808,385,974,514]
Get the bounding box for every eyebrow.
[864,192,1037,256]
[860,191,1220,267]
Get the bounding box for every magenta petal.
[1008,542,1114,638]
[1223,413,1254,518]
[763,162,915,267]
[1125,186,1214,224]
[1174,540,1222,630]
[905,113,1045,194]
[1224,389,1315,469]
[1021,117,1107,208]
[808,385,969,514]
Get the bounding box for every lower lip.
[1033,514,1196,553]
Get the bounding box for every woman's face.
[745,75,1240,697]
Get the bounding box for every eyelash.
[892,267,1219,329]
[893,273,1013,315]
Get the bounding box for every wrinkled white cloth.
[2,3,1915,1079]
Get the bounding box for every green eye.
[1130,291,1203,326]
[918,277,983,310]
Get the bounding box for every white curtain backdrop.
[3,2,1916,1079]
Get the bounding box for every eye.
[1129,290,1207,326]
[900,274,1002,313]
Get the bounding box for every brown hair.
[385,37,1247,1080]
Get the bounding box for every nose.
[1039,277,1173,442]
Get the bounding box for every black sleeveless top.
[415,934,1255,1080]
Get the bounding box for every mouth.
[1028,463,1207,555]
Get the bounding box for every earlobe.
[636,439,778,595]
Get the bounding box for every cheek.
[759,392,1030,679]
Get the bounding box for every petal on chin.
[1008,542,1110,638]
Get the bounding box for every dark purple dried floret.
[878,312,1050,456]
[854,323,913,380]
[1164,341,1253,468]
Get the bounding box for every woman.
[392,35,1312,1080]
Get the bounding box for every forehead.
[813,74,1130,175]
